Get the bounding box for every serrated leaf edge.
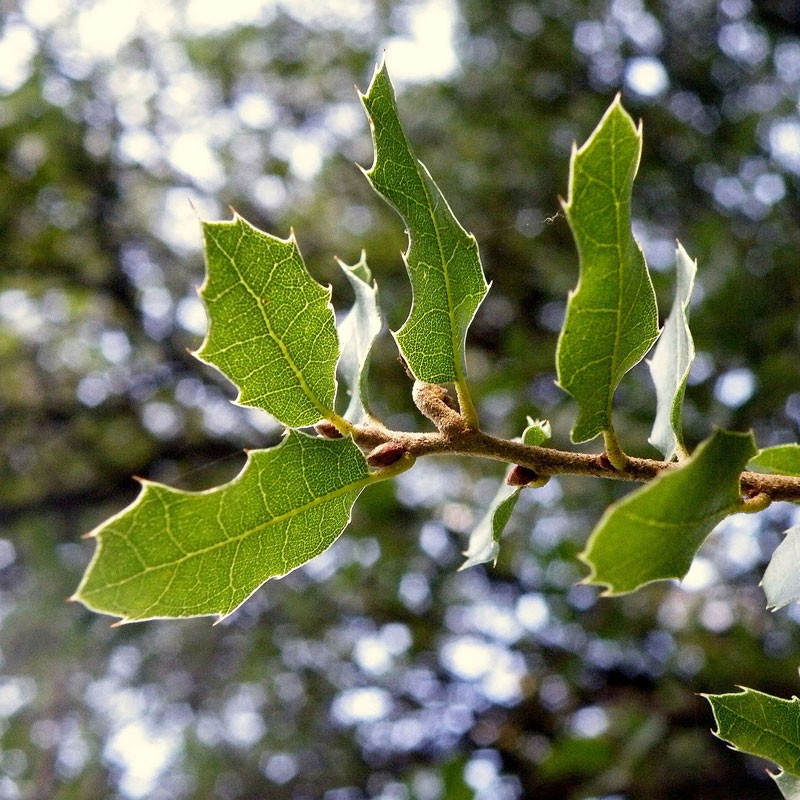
[195,211,346,430]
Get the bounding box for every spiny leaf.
[648,243,696,460]
[73,432,374,622]
[459,483,520,570]
[197,213,339,428]
[580,429,755,595]
[749,444,800,476]
[762,524,800,610]
[556,96,659,443]
[336,251,382,424]
[359,60,489,390]
[703,688,800,779]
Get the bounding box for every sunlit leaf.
[704,688,800,779]
[74,432,375,622]
[749,444,800,477]
[459,483,520,570]
[762,525,800,610]
[580,429,755,594]
[648,243,696,460]
[336,251,382,424]
[556,96,659,443]
[359,60,489,388]
[197,213,339,428]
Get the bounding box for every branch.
[351,385,800,503]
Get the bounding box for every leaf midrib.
[82,470,374,597]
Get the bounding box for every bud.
[506,465,539,486]
[597,452,613,470]
[314,421,343,439]
[366,441,407,468]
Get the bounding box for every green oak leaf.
[556,96,659,443]
[580,429,755,595]
[459,483,520,570]
[762,524,800,610]
[749,444,800,476]
[336,251,382,424]
[703,688,800,780]
[359,60,489,391]
[196,213,339,429]
[648,243,697,460]
[73,432,376,622]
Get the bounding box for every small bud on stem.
[366,441,407,468]
[506,465,539,486]
[314,420,344,439]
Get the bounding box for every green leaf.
[580,429,755,595]
[522,417,551,447]
[704,688,800,778]
[749,444,800,476]
[459,483,521,570]
[336,251,382,424]
[359,61,489,394]
[556,96,659,443]
[773,771,800,800]
[197,213,339,429]
[648,243,697,460]
[762,524,800,610]
[73,432,374,622]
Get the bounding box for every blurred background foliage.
[3,0,800,797]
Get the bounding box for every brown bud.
[366,441,407,468]
[597,452,613,470]
[314,420,343,439]
[506,465,539,486]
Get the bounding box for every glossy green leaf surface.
[197,213,339,428]
[459,484,520,570]
[580,429,755,594]
[762,524,800,610]
[74,432,372,622]
[749,444,800,476]
[557,97,659,443]
[648,243,696,460]
[359,61,489,386]
[704,688,800,778]
[336,251,382,424]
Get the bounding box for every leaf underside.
[648,243,696,460]
[762,524,800,610]
[704,688,800,780]
[359,60,489,386]
[580,429,756,595]
[336,251,382,424]
[557,96,659,443]
[74,432,371,622]
[773,770,800,800]
[197,213,339,428]
[460,483,521,570]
